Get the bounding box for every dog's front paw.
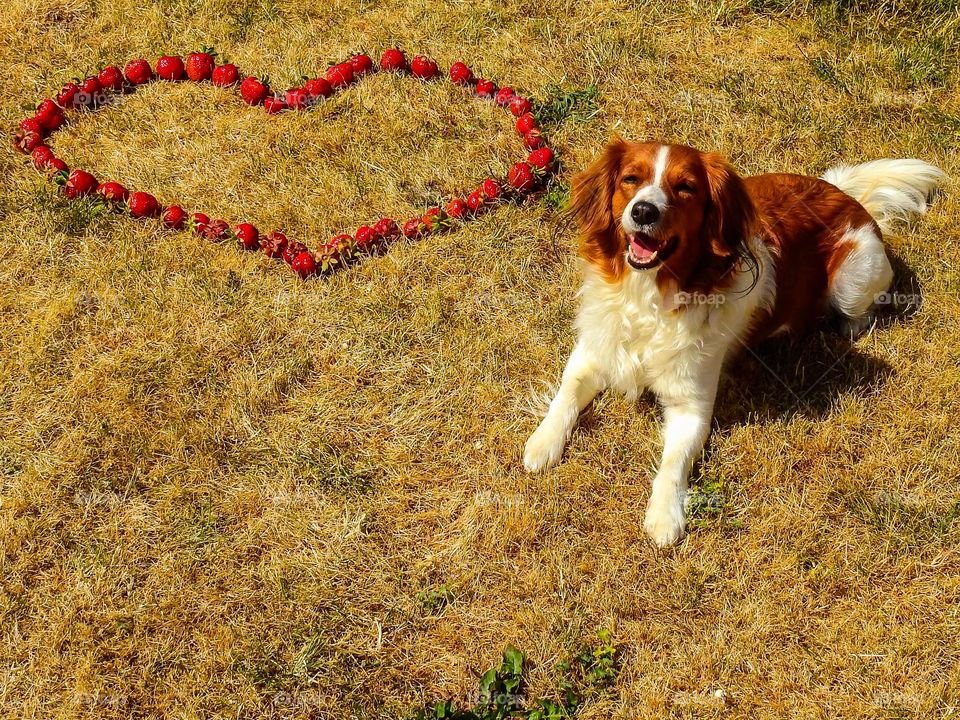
[523,422,566,473]
[644,491,687,547]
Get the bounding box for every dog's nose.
[631,201,660,226]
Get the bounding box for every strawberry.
[304,77,332,99]
[263,96,287,114]
[380,48,408,72]
[494,86,514,107]
[475,79,496,99]
[19,117,44,135]
[78,77,102,107]
[403,217,424,239]
[354,225,376,252]
[528,147,555,172]
[318,234,356,271]
[15,131,43,153]
[98,66,124,93]
[523,128,544,150]
[515,112,537,134]
[203,219,231,241]
[282,240,308,264]
[446,197,468,219]
[481,178,502,201]
[325,62,354,89]
[35,100,64,131]
[128,191,159,217]
[56,82,80,108]
[31,145,55,168]
[466,189,484,213]
[411,55,439,80]
[63,169,97,199]
[46,158,69,176]
[372,217,399,241]
[291,251,316,278]
[351,53,374,75]
[509,95,532,117]
[156,55,185,81]
[235,223,260,250]
[96,181,129,202]
[422,207,445,232]
[186,48,216,81]
[449,61,473,86]
[162,205,187,229]
[507,161,535,191]
[261,230,287,259]
[124,59,153,85]
[240,76,269,105]
[285,87,308,110]
[211,63,239,87]
[190,212,210,235]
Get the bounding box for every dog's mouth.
[626,233,677,270]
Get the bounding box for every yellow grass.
[2,0,960,718]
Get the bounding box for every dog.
[523,138,945,546]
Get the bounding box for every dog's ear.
[570,136,628,278]
[702,152,758,258]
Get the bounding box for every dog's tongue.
[630,234,658,262]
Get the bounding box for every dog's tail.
[822,159,946,235]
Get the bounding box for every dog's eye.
[621,175,640,185]
[675,182,696,196]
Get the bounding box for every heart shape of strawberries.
[14,48,557,279]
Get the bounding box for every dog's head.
[570,137,758,290]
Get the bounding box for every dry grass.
[2,0,960,718]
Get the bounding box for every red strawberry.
[494,86,514,107]
[14,131,43,153]
[319,234,356,271]
[63,169,97,199]
[304,77,332,99]
[508,162,535,191]
[163,205,187,229]
[402,217,423,239]
[262,230,287,258]
[466,190,484,212]
[156,55,185,81]
[325,62,354,89]
[235,223,260,250]
[528,147,555,172]
[515,112,537,134]
[481,178,501,201]
[380,48,408,72]
[19,117,44,135]
[31,145,55,168]
[128,191,159,217]
[211,63,239,87]
[449,61,473,86]
[186,48,216,81]
[291,251,316,278]
[282,240,308,264]
[411,55,439,80]
[422,207,444,231]
[354,225,376,252]
[446,198,468,219]
[56,82,80,108]
[191,212,210,234]
[351,53,374,75]
[98,66,124,93]
[509,95,532,117]
[263,96,287,114]
[240,77,269,105]
[124,59,153,85]
[285,87,308,110]
[372,217,399,240]
[523,128,544,150]
[78,77,102,107]
[203,219,231,241]
[35,100,64,131]
[46,158,69,176]
[475,79,496,98]
[96,181,129,202]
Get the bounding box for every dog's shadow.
[715,250,919,426]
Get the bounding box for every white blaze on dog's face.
[620,145,672,269]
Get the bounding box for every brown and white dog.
[524,138,945,546]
